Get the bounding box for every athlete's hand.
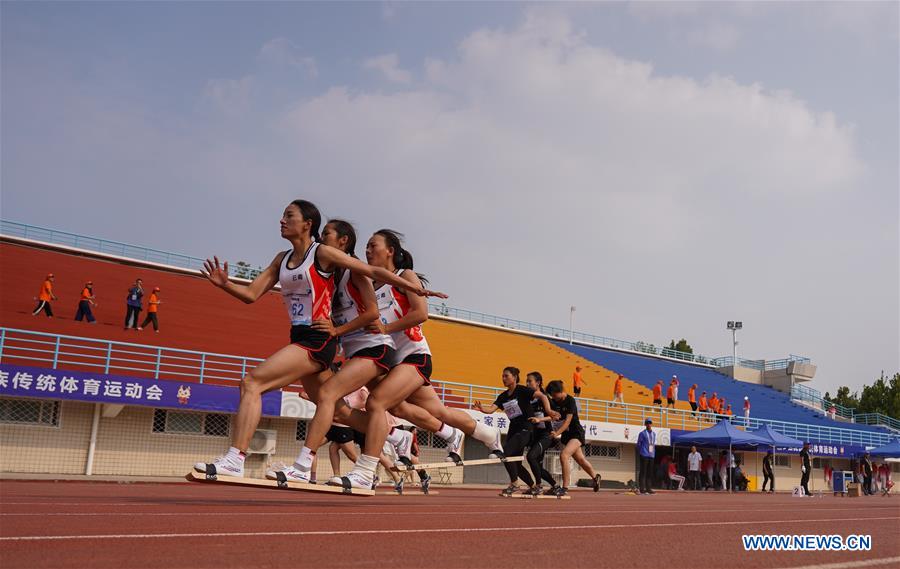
[365,320,387,335]
[201,256,230,288]
[414,287,448,299]
[473,401,485,412]
[549,411,561,420]
[528,417,543,424]
[311,319,337,337]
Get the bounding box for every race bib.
[502,400,523,419]
[288,294,311,325]
[550,420,564,432]
[131,294,137,301]
[533,410,545,429]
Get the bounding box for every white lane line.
[0,507,893,517]
[1,516,896,541]
[772,557,900,569]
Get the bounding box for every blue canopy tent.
[673,421,770,492]
[750,425,804,450]
[867,438,900,458]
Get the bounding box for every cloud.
[363,53,413,84]
[687,21,741,51]
[258,37,317,77]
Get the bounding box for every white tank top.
[377,269,430,362]
[278,243,334,326]
[332,268,395,356]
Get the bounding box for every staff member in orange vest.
[666,381,676,409]
[139,287,161,333]
[612,374,624,407]
[709,392,720,418]
[32,273,57,317]
[688,384,698,416]
[572,366,585,397]
[652,380,663,406]
[74,281,97,323]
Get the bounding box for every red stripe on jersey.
[309,269,335,322]
[392,287,424,342]
[347,279,367,314]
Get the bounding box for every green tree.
[827,386,860,409]
[667,339,693,354]
[857,372,900,419]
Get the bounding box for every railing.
[709,355,811,371]
[0,328,262,384]
[790,385,900,433]
[1,220,263,279]
[853,414,900,433]
[0,327,891,447]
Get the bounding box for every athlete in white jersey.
[334,230,504,490]
[192,203,445,480]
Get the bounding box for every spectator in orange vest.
[139,287,161,333]
[32,273,57,317]
[709,393,720,416]
[74,281,97,323]
[666,381,676,408]
[572,366,585,397]
[698,391,709,415]
[612,374,624,407]
[652,380,663,406]
[719,398,727,416]
[725,405,733,420]
[688,384,698,416]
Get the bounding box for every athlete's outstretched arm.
[311,272,379,337]
[473,401,499,414]
[201,253,281,304]
[316,245,448,299]
[366,271,430,336]
[534,390,559,419]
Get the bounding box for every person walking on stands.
[743,396,751,425]
[74,281,97,323]
[666,380,676,409]
[671,375,679,401]
[612,374,624,407]
[687,446,702,490]
[725,404,734,421]
[709,392,720,419]
[572,366,585,397]
[652,381,663,407]
[139,287,161,332]
[762,449,775,493]
[637,418,656,494]
[688,384,698,416]
[32,273,57,317]
[800,442,812,496]
[124,278,144,330]
[698,391,709,420]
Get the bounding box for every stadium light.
[569,306,576,344]
[726,321,742,370]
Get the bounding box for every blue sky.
[2,2,898,395]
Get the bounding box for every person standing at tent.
[862,452,874,495]
[743,396,751,425]
[687,445,702,490]
[762,449,775,493]
[637,418,656,494]
[718,450,729,491]
[800,443,812,496]
[702,452,714,489]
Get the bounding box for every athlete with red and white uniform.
[269,219,436,483]
[332,230,503,490]
[193,202,445,479]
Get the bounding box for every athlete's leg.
[572,443,597,478]
[329,442,342,476]
[526,439,551,486]
[304,358,381,455]
[340,441,359,462]
[404,387,501,454]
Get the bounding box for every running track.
[1,481,898,569]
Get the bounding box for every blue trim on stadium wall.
[668,429,869,458]
[0,363,282,416]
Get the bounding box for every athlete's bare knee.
[241,373,266,397]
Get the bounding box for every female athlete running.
[193,202,444,478]
[546,379,602,496]
[524,371,560,495]
[332,230,503,490]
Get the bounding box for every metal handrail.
[0,327,890,447]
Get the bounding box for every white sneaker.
[446,428,464,456]
[327,470,372,490]
[391,429,413,461]
[266,463,311,483]
[486,427,504,458]
[194,455,244,478]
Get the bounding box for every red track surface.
[1,481,898,569]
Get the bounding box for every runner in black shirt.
[524,371,560,495]
[474,366,556,496]
[546,380,602,496]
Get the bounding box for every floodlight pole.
[569,306,575,345]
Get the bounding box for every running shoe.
[326,470,372,490]
[500,483,517,497]
[371,475,381,490]
[265,462,311,483]
[420,472,432,495]
[446,428,464,457]
[543,485,559,496]
[488,427,505,459]
[193,455,243,478]
[394,477,405,494]
[391,429,413,462]
[527,485,542,497]
[553,486,568,497]
[592,473,602,492]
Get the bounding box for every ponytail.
[374,229,428,285]
[291,199,322,242]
